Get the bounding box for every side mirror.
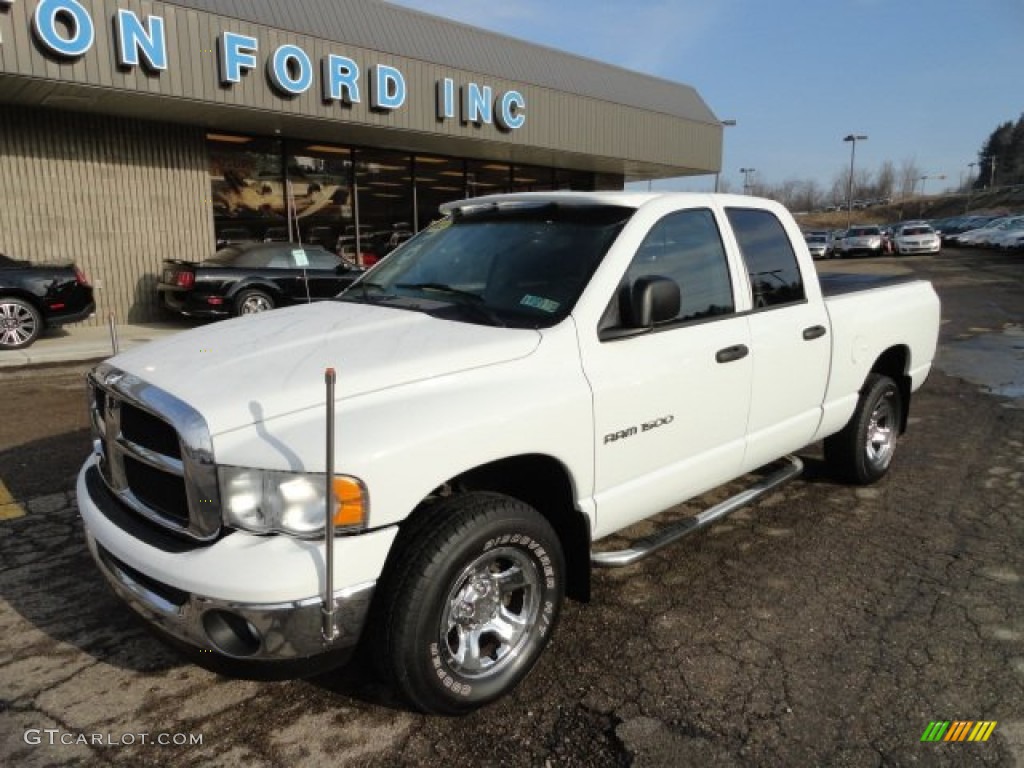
[629,275,680,328]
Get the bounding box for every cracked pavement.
[1,248,1022,767]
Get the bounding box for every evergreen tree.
[975,116,1022,189]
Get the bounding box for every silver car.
[804,231,831,259]
[840,226,883,257]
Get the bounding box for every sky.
[386,0,1021,196]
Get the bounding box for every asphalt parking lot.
[1,247,1022,767]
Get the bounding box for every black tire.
[824,373,903,485]
[233,289,274,316]
[373,492,565,715]
[0,297,43,350]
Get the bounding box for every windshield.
[340,203,634,328]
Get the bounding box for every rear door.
[724,207,831,471]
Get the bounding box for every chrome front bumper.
[85,529,375,661]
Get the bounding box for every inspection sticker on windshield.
[520,294,560,313]
[292,248,309,267]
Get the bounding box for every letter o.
[32,0,95,59]
[267,44,313,96]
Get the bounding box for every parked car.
[985,220,1024,249]
[0,253,95,350]
[304,225,338,251]
[943,215,1001,245]
[893,224,941,255]
[953,216,1020,247]
[214,226,257,250]
[157,242,365,319]
[831,229,847,253]
[1002,231,1024,251]
[839,225,883,257]
[803,231,830,259]
[262,226,290,243]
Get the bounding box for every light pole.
[965,162,978,213]
[714,119,737,193]
[740,167,756,195]
[917,174,946,217]
[843,134,867,229]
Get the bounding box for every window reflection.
[513,164,554,192]
[208,134,283,249]
[287,144,353,252]
[415,155,464,232]
[467,160,511,197]
[352,149,413,265]
[206,135,597,263]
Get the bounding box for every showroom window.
[207,133,284,250]
[353,149,414,265]
[513,164,555,192]
[415,155,464,231]
[207,134,596,263]
[285,143,353,253]
[467,160,511,197]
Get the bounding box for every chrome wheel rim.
[239,295,272,314]
[865,394,896,467]
[440,546,541,679]
[0,302,38,347]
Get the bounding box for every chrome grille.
[88,363,221,541]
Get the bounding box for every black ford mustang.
[158,242,365,319]
[0,254,96,350]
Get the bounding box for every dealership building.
[0,0,725,323]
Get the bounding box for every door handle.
[803,325,827,341]
[715,344,749,364]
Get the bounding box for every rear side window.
[726,208,805,308]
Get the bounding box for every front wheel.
[372,492,565,715]
[824,373,903,484]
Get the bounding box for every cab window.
[725,208,805,308]
[601,208,735,336]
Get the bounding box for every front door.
[578,207,753,539]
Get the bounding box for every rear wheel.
[0,298,42,350]
[234,289,274,316]
[372,492,565,715]
[824,373,903,484]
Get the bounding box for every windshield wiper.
[396,282,506,327]
[396,282,483,302]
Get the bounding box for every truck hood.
[110,302,541,435]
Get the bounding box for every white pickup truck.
[77,192,940,714]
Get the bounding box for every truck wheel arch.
[383,454,592,603]
[869,345,911,434]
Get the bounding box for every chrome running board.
[591,455,804,568]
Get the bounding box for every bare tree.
[876,160,896,199]
[897,157,921,198]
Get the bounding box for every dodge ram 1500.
[77,192,941,714]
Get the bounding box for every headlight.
[219,466,368,537]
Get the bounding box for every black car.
[157,242,365,319]
[0,253,95,350]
